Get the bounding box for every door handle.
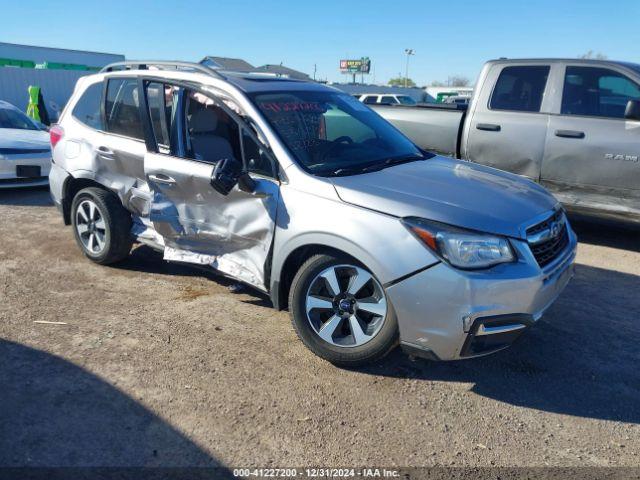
[476,123,501,132]
[555,129,585,139]
[97,146,115,158]
[148,173,176,185]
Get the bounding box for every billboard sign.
[340,58,370,74]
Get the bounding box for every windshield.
[396,95,417,105]
[251,90,426,176]
[0,107,39,130]
[620,62,640,78]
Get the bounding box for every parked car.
[373,58,640,224]
[442,95,470,106]
[0,100,51,188]
[358,93,417,106]
[50,61,576,366]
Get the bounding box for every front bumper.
[0,152,51,188]
[387,226,577,361]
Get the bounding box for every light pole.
[404,49,415,88]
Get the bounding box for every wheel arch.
[62,174,112,225]
[270,236,388,311]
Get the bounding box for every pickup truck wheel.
[289,254,398,367]
[71,187,133,265]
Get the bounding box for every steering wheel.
[332,136,354,144]
[315,136,355,162]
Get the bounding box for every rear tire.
[70,187,133,265]
[289,253,398,367]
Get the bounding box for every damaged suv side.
[50,62,576,366]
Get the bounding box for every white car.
[441,95,471,105]
[358,93,417,106]
[0,100,51,188]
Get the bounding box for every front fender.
[269,184,439,302]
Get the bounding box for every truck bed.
[371,103,466,157]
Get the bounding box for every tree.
[430,76,470,87]
[579,50,608,60]
[388,77,416,87]
[449,75,470,87]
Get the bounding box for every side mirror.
[624,99,640,120]
[210,158,242,195]
[237,172,257,193]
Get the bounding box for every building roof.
[221,72,329,94]
[0,42,124,67]
[199,56,311,81]
[254,64,310,80]
[200,56,255,72]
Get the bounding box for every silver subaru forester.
[49,61,576,366]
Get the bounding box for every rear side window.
[362,96,378,104]
[490,65,550,112]
[105,78,144,140]
[71,82,104,130]
[146,82,181,153]
[561,66,640,119]
[380,96,399,104]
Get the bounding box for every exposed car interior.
[185,92,241,163]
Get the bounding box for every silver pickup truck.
[374,58,640,223]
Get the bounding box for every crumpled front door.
[143,152,279,290]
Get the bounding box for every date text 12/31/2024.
[232,468,400,478]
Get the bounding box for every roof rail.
[99,60,226,79]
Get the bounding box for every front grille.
[527,211,569,268]
[527,209,563,236]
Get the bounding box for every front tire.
[289,254,398,367]
[71,187,133,265]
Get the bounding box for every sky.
[2,0,639,86]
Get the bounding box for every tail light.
[50,125,64,149]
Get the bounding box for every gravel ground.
[0,187,638,469]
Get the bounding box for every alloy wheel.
[305,264,387,347]
[75,199,106,254]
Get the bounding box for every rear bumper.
[49,163,68,204]
[389,227,577,361]
[48,162,71,221]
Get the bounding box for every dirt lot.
[1,187,639,469]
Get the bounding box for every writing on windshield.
[252,91,423,176]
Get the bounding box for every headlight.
[402,217,515,269]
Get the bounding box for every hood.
[0,128,50,150]
[330,156,558,239]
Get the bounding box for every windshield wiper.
[325,154,428,177]
[360,154,427,173]
[330,166,368,176]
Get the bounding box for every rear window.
[105,78,144,140]
[380,96,399,104]
[72,82,104,130]
[490,65,550,112]
[396,95,417,105]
